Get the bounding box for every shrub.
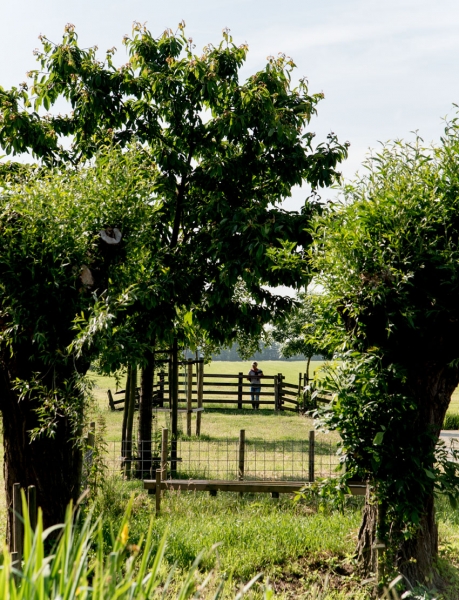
[443,413,459,430]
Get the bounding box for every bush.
[443,413,459,430]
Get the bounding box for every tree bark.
[124,366,137,480]
[0,365,83,546]
[357,360,459,586]
[137,350,154,478]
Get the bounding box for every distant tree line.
[210,342,322,362]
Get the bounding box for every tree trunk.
[0,367,83,546]
[121,368,131,461]
[305,355,311,383]
[356,361,459,586]
[124,366,137,480]
[137,350,154,478]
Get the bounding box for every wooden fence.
[109,369,304,413]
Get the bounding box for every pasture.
[80,360,459,598]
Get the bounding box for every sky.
[1,0,459,210]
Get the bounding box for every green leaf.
[373,431,384,445]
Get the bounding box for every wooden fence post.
[238,430,245,481]
[13,483,22,565]
[277,373,284,411]
[196,361,203,436]
[158,371,165,407]
[274,375,279,411]
[27,485,37,532]
[121,368,131,464]
[309,430,315,482]
[161,428,168,481]
[171,338,178,475]
[107,389,115,411]
[237,372,243,409]
[298,373,303,396]
[155,468,162,516]
[187,359,193,437]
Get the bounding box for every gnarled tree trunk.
[357,360,459,586]
[137,350,155,478]
[1,362,84,546]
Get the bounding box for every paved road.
[440,431,459,442]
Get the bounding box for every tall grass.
[92,478,363,583]
[2,491,273,599]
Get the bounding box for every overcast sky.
[2,0,459,210]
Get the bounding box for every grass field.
[79,360,459,597]
[1,360,459,597]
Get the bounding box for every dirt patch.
[266,552,371,599]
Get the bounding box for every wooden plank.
[279,405,298,413]
[201,382,276,388]
[153,407,204,413]
[143,479,367,496]
[203,374,276,379]
[281,396,299,405]
[201,399,275,405]
[282,382,299,390]
[201,390,274,396]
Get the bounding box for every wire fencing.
[99,431,341,482]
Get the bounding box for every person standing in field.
[247,361,264,410]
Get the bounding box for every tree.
[312,128,459,586]
[0,151,157,540]
[0,24,348,536]
[271,292,334,380]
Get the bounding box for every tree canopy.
[1,23,349,361]
[0,24,348,537]
[271,291,335,377]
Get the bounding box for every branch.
[170,145,194,249]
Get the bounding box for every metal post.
[187,359,193,437]
[161,428,168,481]
[309,430,315,482]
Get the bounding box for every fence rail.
[109,370,307,412]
